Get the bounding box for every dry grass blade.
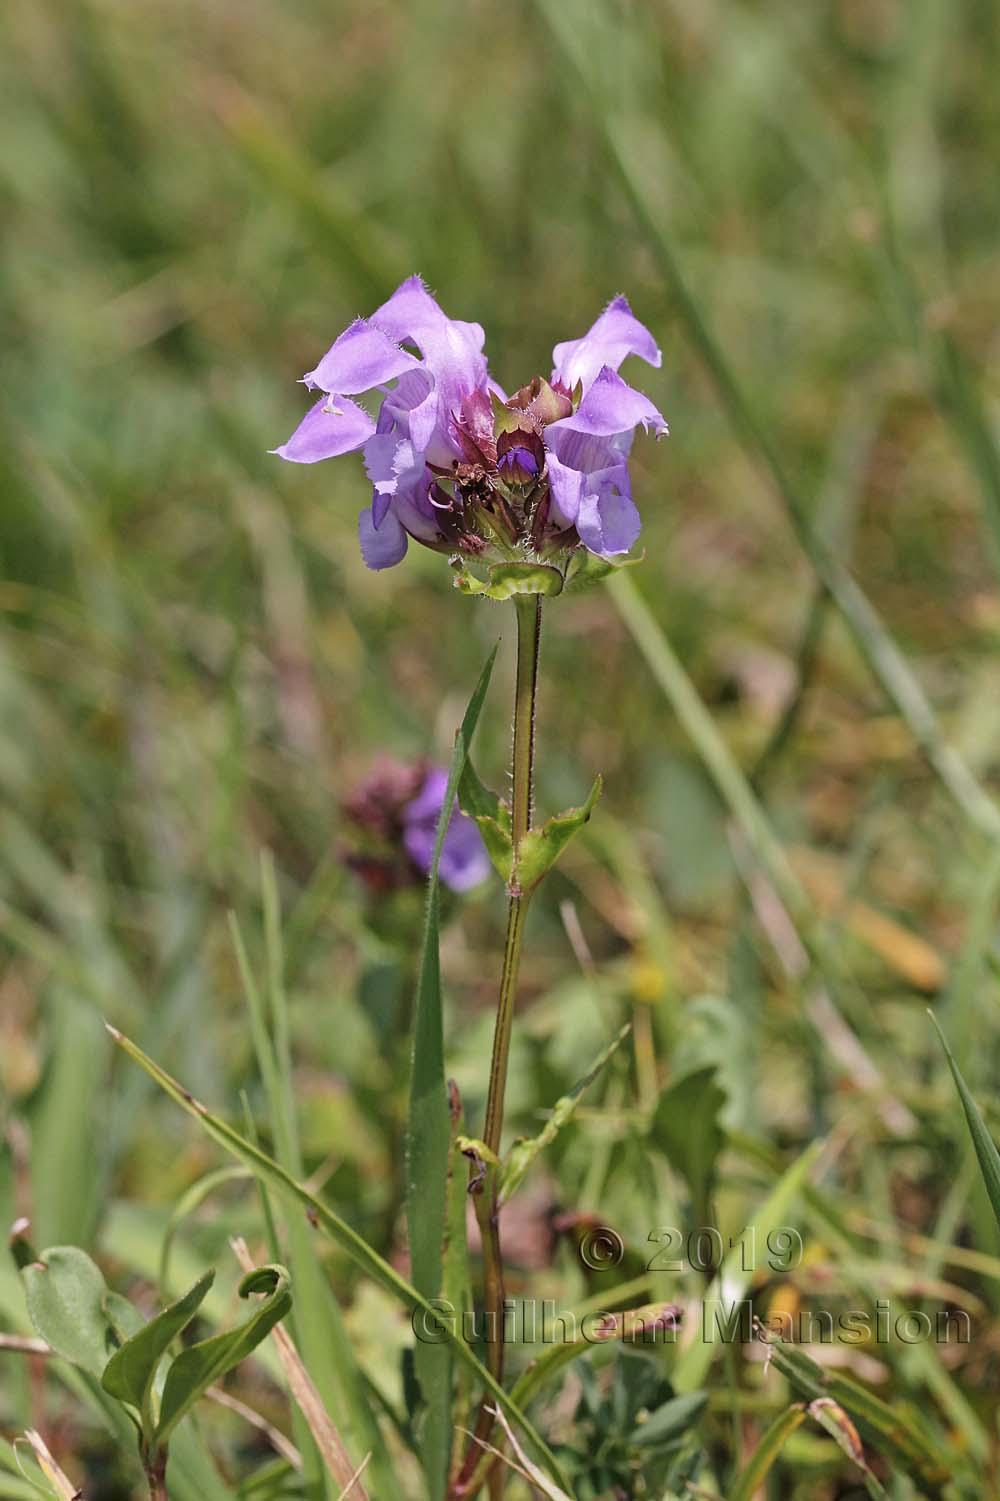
[335,1452,373,1501]
[18,1431,79,1500]
[230,1237,368,1499]
[461,1407,575,1501]
[203,1387,302,1469]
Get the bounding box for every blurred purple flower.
[402,767,491,892]
[341,757,488,895]
[273,278,666,570]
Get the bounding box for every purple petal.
[377,368,438,453]
[546,452,584,526]
[576,465,642,557]
[359,504,408,570]
[362,436,441,547]
[371,277,485,366]
[364,434,420,497]
[304,318,421,396]
[548,366,668,441]
[392,482,443,545]
[403,768,490,892]
[552,295,662,392]
[271,395,375,463]
[371,275,488,442]
[545,425,628,476]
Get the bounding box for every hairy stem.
[452,593,541,1499]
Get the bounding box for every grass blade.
[406,642,498,1500]
[608,572,912,1128]
[106,1023,572,1495]
[730,1405,807,1501]
[533,0,1000,844]
[231,879,395,1501]
[930,1010,1000,1237]
[764,1340,954,1494]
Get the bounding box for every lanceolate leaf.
[154,1266,291,1445]
[407,643,498,1501]
[930,1010,1000,1236]
[457,758,509,827]
[102,1270,215,1422]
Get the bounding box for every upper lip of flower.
[272,280,667,570]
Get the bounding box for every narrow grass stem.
[453,593,541,1500]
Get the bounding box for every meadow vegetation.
[2,1,1000,1496]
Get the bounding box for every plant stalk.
[452,592,541,1499]
[146,1453,168,1501]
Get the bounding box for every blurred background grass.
[3,0,1000,1495]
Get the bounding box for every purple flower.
[402,768,491,893]
[273,279,667,572]
[341,757,488,895]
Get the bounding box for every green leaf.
[107,1024,570,1494]
[104,1292,146,1344]
[154,1265,292,1445]
[457,758,507,826]
[20,1246,119,1378]
[930,1010,1000,1236]
[501,1022,632,1201]
[628,1390,707,1449]
[514,775,602,892]
[407,643,498,1501]
[730,1406,807,1501]
[764,1339,952,1494]
[101,1270,215,1423]
[564,548,644,592]
[458,758,513,881]
[454,561,564,599]
[474,817,515,883]
[651,1065,726,1229]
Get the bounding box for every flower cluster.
[273,278,667,577]
[341,757,488,895]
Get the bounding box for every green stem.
[483,591,541,1157]
[510,591,540,848]
[452,593,542,1500]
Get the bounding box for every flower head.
[341,756,489,894]
[273,279,667,580]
